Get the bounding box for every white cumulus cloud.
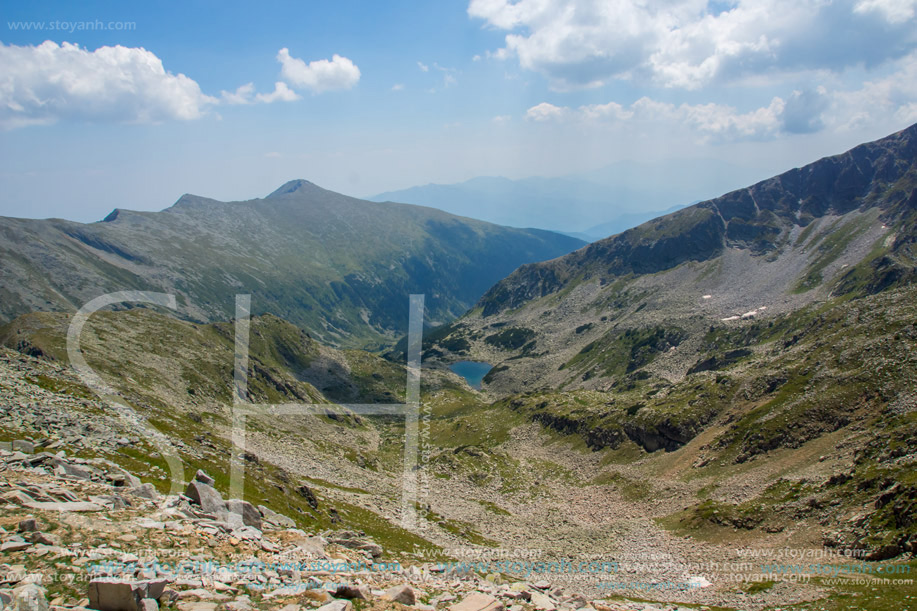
[0,40,216,129]
[526,95,786,141]
[525,102,569,122]
[221,81,300,105]
[277,48,361,93]
[255,82,300,103]
[469,0,917,90]
[855,0,917,23]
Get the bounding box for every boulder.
[176,603,217,611]
[193,470,215,486]
[230,526,261,541]
[128,485,158,501]
[385,585,416,605]
[314,602,351,611]
[449,593,503,611]
[0,542,32,553]
[12,584,48,611]
[108,471,142,489]
[12,441,35,454]
[296,485,319,509]
[26,532,61,546]
[184,481,226,517]
[224,500,262,530]
[88,579,169,611]
[17,519,39,533]
[3,491,36,506]
[257,505,296,528]
[55,462,93,480]
[23,502,104,513]
[332,586,371,601]
[529,593,556,611]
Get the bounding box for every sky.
[1,0,917,222]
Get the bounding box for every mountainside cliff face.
[427,123,917,396]
[0,180,584,348]
[407,126,917,564]
[478,123,917,318]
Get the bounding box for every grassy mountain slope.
[0,179,584,349]
[0,308,498,556]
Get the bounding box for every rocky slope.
[424,122,917,395]
[3,297,917,610]
[0,180,584,349]
[4,125,917,611]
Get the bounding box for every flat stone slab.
[450,593,504,611]
[313,601,352,611]
[1,541,33,552]
[25,501,105,512]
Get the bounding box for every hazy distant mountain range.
[368,159,766,239]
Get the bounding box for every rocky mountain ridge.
[0,180,583,349]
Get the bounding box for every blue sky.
[2,0,917,222]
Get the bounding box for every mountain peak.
[267,179,321,198]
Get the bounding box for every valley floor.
[2,348,915,611]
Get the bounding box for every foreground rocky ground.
[0,444,721,611]
[1,342,915,611]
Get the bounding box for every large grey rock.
[314,602,351,611]
[192,470,215,486]
[88,579,169,611]
[23,501,104,512]
[257,505,295,528]
[2,491,36,505]
[385,585,415,605]
[333,586,371,601]
[529,593,556,611]
[0,541,32,553]
[12,441,35,454]
[108,471,142,489]
[128,484,158,501]
[184,481,226,516]
[56,462,93,480]
[449,593,503,611]
[224,500,261,530]
[18,519,39,533]
[26,532,61,546]
[12,584,48,611]
[229,526,261,541]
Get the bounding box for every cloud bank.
[469,0,917,90]
[0,41,361,129]
[277,48,361,93]
[0,41,216,129]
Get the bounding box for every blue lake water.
[449,361,493,390]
